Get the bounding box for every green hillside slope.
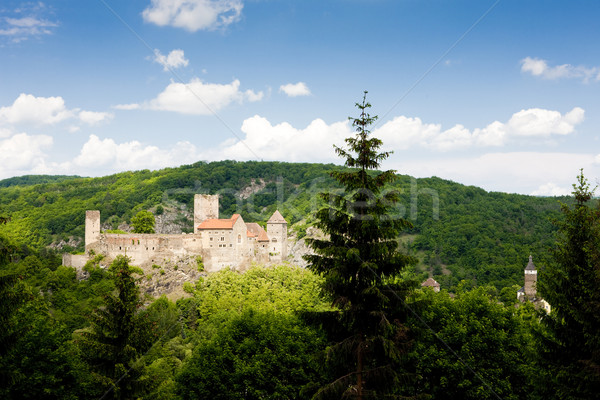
[0,160,566,291]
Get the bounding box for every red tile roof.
[245,222,270,241]
[197,214,241,230]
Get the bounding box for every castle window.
[132,239,135,245]
[221,237,225,242]
[230,244,232,247]
[210,237,213,241]
[137,240,140,245]
[272,238,277,242]
[119,246,122,250]
[238,234,241,243]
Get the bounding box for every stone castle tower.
[194,194,219,233]
[267,210,288,259]
[524,255,537,299]
[85,210,101,251]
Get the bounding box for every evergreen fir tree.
[78,255,152,399]
[537,170,600,399]
[304,92,416,399]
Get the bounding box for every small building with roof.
[421,277,441,292]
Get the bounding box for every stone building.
[63,194,288,272]
[517,255,551,313]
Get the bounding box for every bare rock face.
[49,237,82,250]
[239,179,267,199]
[154,207,193,234]
[137,255,203,298]
[287,226,321,268]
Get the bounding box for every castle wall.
[67,195,289,273]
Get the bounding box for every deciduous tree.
[131,210,156,234]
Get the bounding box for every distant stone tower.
[194,194,219,233]
[524,255,537,299]
[85,210,101,251]
[267,210,288,260]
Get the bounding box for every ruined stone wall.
[85,210,101,251]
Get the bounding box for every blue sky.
[1,0,600,195]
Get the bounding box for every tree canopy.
[537,171,600,399]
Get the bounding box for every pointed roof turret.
[267,210,287,224]
[525,255,536,271]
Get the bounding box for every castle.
[63,194,288,272]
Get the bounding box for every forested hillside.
[1,161,597,399]
[0,160,566,292]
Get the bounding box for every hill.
[0,160,567,291]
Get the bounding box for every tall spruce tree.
[304,92,416,400]
[537,171,600,399]
[77,255,152,399]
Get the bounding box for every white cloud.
[373,107,584,151]
[213,115,350,162]
[142,78,262,115]
[0,3,58,42]
[279,82,311,97]
[507,107,584,136]
[153,48,189,71]
[393,152,596,195]
[0,93,73,125]
[73,134,201,172]
[78,110,114,125]
[531,182,571,197]
[142,0,243,32]
[0,132,52,172]
[521,57,600,83]
[0,93,113,127]
[113,103,141,111]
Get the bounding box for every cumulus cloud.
[78,110,114,125]
[531,182,571,197]
[73,134,201,172]
[0,93,113,127]
[113,103,141,111]
[279,82,311,97]
[153,48,189,71]
[373,107,584,151]
[0,94,73,125]
[392,152,596,195]
[214,115,350,162]
[143,0,243,31]
[0,3,58,42]
[0,132,52,173]
[521,57,600,82]
[137,78,262,115]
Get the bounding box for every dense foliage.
[536,172,600,399]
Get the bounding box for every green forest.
[1,106,599,398]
